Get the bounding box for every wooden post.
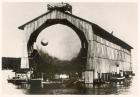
[84,70,94,88]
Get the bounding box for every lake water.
[2,70,136,95]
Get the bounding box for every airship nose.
[41,39,48,46]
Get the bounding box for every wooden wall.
[87,33,132,73]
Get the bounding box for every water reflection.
[7,80,132,95]
[2,70,134,95]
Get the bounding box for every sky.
[2,2,137,67]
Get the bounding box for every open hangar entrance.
[28,19,88,81]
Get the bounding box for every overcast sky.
[2,2,137,64]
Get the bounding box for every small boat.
[7,77,29,85]
[110,76,125,82]
[7,69,31,85]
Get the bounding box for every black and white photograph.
[1,0,138,95]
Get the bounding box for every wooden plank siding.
[18,9,133,85]
[89,33,132,74]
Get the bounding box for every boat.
[7,69,31,85]
[7,77,29,85]
[110,76,125,82]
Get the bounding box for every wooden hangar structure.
[18,3,133,87]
